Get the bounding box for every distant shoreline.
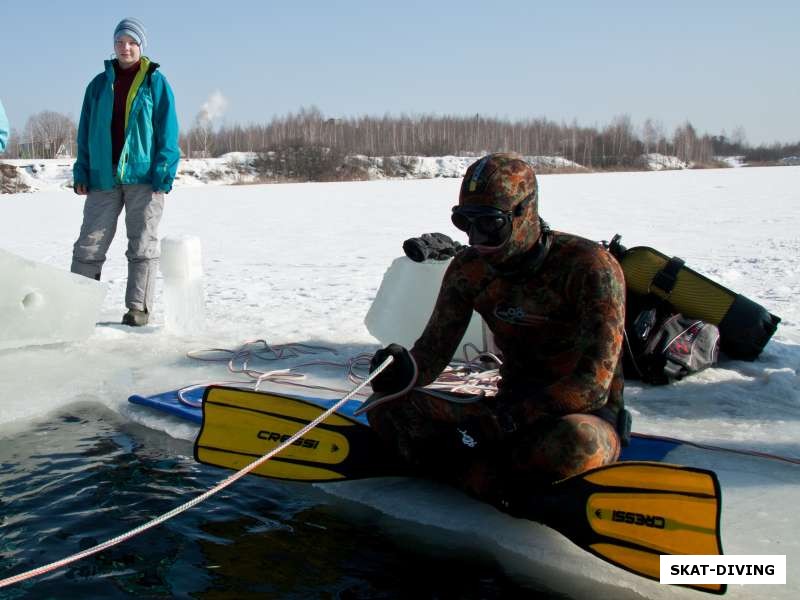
[3,152,790,194]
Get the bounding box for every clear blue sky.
[2,0,798,145]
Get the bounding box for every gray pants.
[71,184,164,312]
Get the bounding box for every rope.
[177,339,498,409]
[180,339,373,405]
[0,356,395,590]
[632,432,800,466]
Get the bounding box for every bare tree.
[673,121,698,163]
[22,111,76,158]
[642,119,664,155]
[189,116,214,158]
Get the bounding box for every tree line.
[186,108,718,168]
[4,107,799,167]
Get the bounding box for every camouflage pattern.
[458,152,541,264]
[459,152,538,212]
[367,153,626,507]
[368,390,620,504]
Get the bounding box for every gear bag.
[623,299,720,384]
[607,234,780,361]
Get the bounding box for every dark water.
[0,404,562,599]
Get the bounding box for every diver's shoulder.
[550,231,620,267]
[550,230,601,252]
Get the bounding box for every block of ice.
[160,236,205,335]
[0,248,106,350]
[160,236,203,280]
[365,256,485,358]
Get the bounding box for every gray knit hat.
[114,17,147,49]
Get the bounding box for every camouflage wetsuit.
[367,153,626,507]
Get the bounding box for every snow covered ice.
[0,247,105,350]
[0,166,798,599]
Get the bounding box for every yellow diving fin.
[528,461,725,594]
[195,386,402,481]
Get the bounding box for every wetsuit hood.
[458,152,541,265]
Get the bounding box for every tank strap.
[650,256,685,295]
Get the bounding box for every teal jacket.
[0,99,8,153]
[73,58,180,192]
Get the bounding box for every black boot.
[122,308,149,326]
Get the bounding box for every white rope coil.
[179,339,373,406]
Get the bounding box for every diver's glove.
[369,343,416,394]
[402,232,464,263]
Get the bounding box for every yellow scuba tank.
[607,235,780,360]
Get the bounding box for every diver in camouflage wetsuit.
[366,153,627,510]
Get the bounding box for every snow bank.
[637,153,690,170]
[174,151,259,187]
[0,152,788,193]
[0,158,75,191]
[0,153,260,192]
[1,152,589,192]
[716,155,746,168]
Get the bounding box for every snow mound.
[637,153,689,170]
[171,152,259,186]
[348,154,585,180]
[0,153,261,192]
[0,159,75,191]
[716,155,746,168]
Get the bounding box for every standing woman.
[71,17,179,326]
